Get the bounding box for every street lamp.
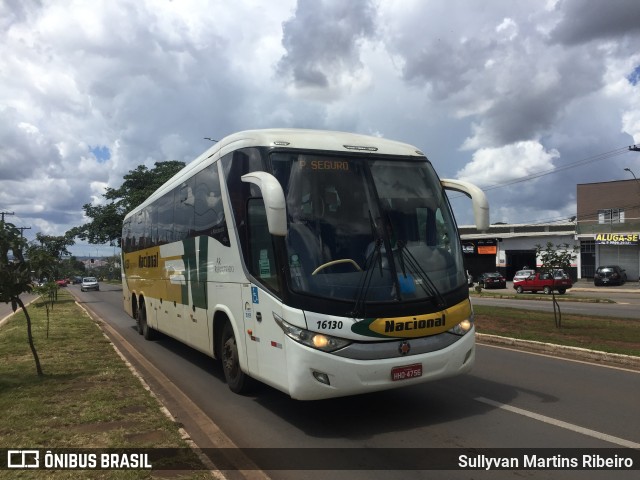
[624,167,638,181]
[625,168,640,195]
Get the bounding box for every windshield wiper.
[349,212,387,318]
[396,241,446,309]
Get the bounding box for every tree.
[68,161,185,246]
[535,242,579,329]
[33,281,58,339]
[28,233,75,283]
[31,232,74,258]
[0,221,43,376]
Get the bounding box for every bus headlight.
[448,318,473,336]
[274,314,351,352]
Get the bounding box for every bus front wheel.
[220,321,253,394]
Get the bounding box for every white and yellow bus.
[122,129,489,400]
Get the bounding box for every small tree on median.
[0,221,43,376]
[535,242,579,329]
[27,246,60,339]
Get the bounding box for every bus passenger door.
[241,284,259,375]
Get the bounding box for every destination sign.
[299,159,350,171]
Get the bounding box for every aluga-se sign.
[595,233,639,246]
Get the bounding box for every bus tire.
[219,321,253,394]
[136,303,144,335]
[138,302,155,340]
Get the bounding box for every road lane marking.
[475,396,640,449]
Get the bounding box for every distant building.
[82,258,107,269]
[576,179,640,281]
[459,223,578,281]
[459,178,640,282]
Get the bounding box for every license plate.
[391,363,422,381]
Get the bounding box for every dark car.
[477,272,507,289]
[594,266,627,286]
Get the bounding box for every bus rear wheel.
[137,302,155,340]
[219,321,253,394]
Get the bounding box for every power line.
[478,146,632,192]
[449,144,639,226]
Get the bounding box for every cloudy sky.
[2,0,640,257]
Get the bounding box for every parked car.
[513,269,535,283]
[81,276,100,292]
[477,272,507,289]
[55,279,67,287]
[513,272,573,294]
[593,265,627,286]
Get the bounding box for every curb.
[73,301,224,478]
[476,333,640,370]
[0,295,40,328]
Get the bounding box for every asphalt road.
[57,285,640,478]
[0,293,38,326]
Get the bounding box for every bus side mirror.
[241,171,287,236]
[441,179,490,232]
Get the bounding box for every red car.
[513,272,573,295]
[55,279,67,287]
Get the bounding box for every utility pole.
[17,226,31,239]
[0,211,15,222]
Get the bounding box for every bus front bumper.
[282,328,475,400]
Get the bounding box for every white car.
[512,269,535,283]
[81,277,99,292]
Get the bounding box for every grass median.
[0,290,213,479]
[474,305,640,357]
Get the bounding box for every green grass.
[474,305,640,356]
[0,291,213,479]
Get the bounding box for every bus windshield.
[271,153,466,304]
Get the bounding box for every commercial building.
[459,223,578,281]
[576,178,640,281]
[459,178,640,282]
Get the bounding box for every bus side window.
[247,198,281,295]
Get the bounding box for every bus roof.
[125,128,427,220]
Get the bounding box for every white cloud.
[456,141,560,187]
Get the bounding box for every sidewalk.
[570,278,640,293]
[501,279,640,294]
